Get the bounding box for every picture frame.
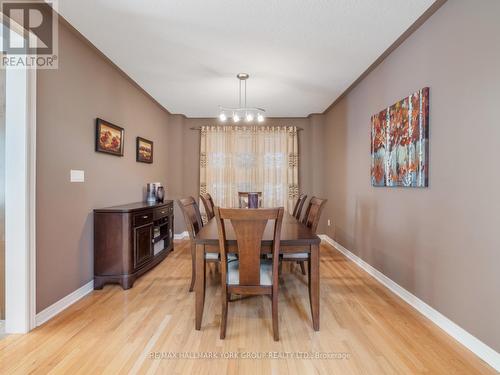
[95,118,124,156]
[136,137,153,163]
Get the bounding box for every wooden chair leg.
[272,289,279,341]
[220,290,228,339]
[299,261,306,275]
[189,243,196,292]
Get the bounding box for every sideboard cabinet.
[94,200,174,289]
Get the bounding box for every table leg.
[308,243,320,331]
[195,243,206,330]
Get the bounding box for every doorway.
[1,21,37,334]
[0,51,4,325]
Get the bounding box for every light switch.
[70,169,85,182]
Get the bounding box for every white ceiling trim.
[58,0,436,117]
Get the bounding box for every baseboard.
[35,280,94,327]
[319,234,500,372]
[174,231,189,240]
[34,232,187,327]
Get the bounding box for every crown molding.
[322,0,448,114]
[57,16,172,115]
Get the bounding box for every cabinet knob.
[142,215,148,219]
[161,211,165,214]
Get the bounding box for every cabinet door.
[134,223,153,269]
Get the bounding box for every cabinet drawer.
[133,211,153,227]
[154,205,173,220]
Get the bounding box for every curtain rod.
[190,126,304,131]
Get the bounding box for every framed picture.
[95,118,124,156]
[371,87,429,187]
[136,137,153,163]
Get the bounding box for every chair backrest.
[200,192,215,221]
[301,197,327,234]
[215,207,284,287]
[238,192,263,208]
[177,197,203,240]
[292,193,307,220]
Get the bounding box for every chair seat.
[227,259,273,286]
[282,252,309,259]
[205,253,237,261]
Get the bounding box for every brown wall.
[321,0,500,351]
[36,0,499,353]
[167,117,325,232]
[35,20,325,311]
[36,22,171,312]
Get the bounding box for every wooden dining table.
[193,212,321,331]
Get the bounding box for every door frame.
[3,18,37,333]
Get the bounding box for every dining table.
[193,212,321,331]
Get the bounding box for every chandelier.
[218,73,265,123]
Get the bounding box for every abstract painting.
[371,87,429,187]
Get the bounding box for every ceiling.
[59,0,435,118]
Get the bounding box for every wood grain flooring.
[0,240,495,374]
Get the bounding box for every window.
[199,126,299,213]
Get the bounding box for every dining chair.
[200,192,216,221]
[282,196,327,275]
[177,196,219,292]
[215,207,284,341]
[238,191,263,208]
[292,193,307,220]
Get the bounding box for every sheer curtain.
[200,126,299,213]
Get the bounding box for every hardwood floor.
[0,240,495,374]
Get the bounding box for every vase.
[156,186,165,203]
